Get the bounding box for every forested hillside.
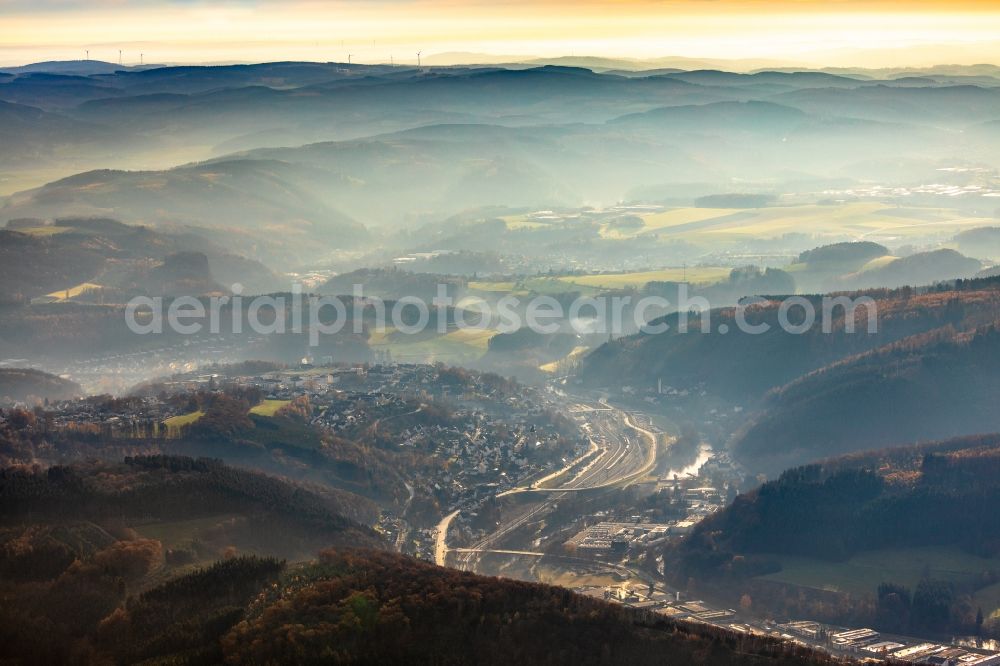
[731,324,1000,472]
[667,434,1000,637]
[0,455,382,560]
[581,278,1000,402]
[225,549,843,665]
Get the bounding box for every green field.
[468,280,518,293]
[758,546,1000,597]
[369,326,499,362]
[163,410,204,436]
[249,399,291,416]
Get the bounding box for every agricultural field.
[500,213,566,230]
[557,267,731,290]
[249,399,291,416]
[757,546,1000,597]
[635,203,996,244]
[631,207,738,234]
[468,280,518,293]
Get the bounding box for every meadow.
[249,399,291,416]
[162,410,204,437]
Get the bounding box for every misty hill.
[837,248,982,290]
[2,161,368,265]
[321,267,465,302]
[661,70,863,90]
[681,433,1000,568]
[579,279,1000,403]
[0,100,117,169]
[730,324,1000,474]
[140,251,225,296]
[7,105,973,249]
[0,60,143,76]
[956,226,1000,260]
[770,84,1000,126]
[784,242,984,293]
[6,61,1000,229]
[797,241,889,269]
[0,217,283,301]
[612,100,808,132]
[0,368,81,404]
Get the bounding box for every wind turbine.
[85,49,89,61]
[417,51,422,67]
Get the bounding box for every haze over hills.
[0,216,283,302]
[4,60,1000,243]
[6,52,1000,665]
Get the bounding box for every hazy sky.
[2,0,1000,67]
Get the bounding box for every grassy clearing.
[558,267,731,290]
[368,327,499,362]
[12,225,74,236]
[501,214,558,230]
[758,546,1000,596]
[163,410,204,436]
[537,568,626,589]
[44,282,103,301]
[468,281,518,292]
[858,255,900,272]
[134,514,237,548]
[249,399,291,417]
[539,345,591,373]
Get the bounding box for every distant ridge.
[0,60,158,76]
